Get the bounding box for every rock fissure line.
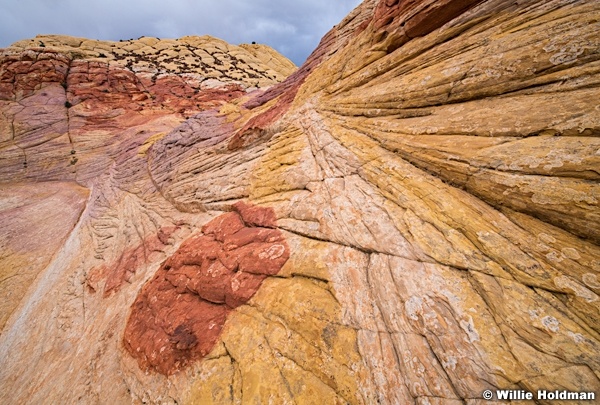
[122,202,290,375]
[1,1,599,403]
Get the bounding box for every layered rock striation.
[1,0,599,404]
[123,202,289,376]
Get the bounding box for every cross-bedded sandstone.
[0,0,599,403]
[122,202,289,375]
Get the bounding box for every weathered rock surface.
[123,202,289,376]
[1,0,599,404]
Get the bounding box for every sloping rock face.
[1,1,599,404]
[0,34,294,334]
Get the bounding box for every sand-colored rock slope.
[1,0,599,403]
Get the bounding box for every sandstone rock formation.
[1,0,599,404]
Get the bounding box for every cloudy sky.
[0,0,363,66]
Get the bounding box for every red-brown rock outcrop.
[1,1,599,404]
[123,202,288,375]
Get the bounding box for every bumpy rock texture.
[123,202,289,376]
[1,0,599,404]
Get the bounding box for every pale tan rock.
[0,182,88,331]
[1,0,599,404]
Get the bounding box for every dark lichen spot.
[123,202,289,375]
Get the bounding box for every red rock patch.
[373,0,483,38]
[123,202,289,375]
[87,225,180,297]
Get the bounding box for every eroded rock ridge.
[1,0,599,404]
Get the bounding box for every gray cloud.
[0,0,363,65]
